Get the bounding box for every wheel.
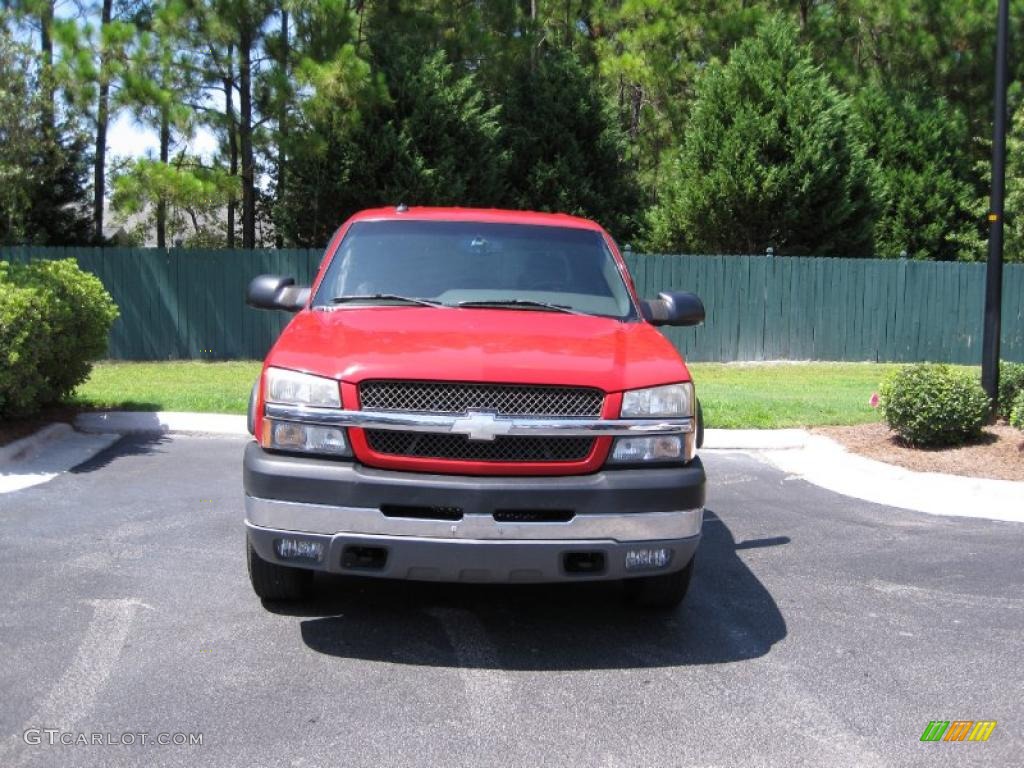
[622,557,694,610]
[247,539,313,601]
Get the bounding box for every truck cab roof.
[344,206,607,233]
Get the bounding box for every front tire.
[696,399,704,449]
[247,539,313,601]
[622,557,694,610]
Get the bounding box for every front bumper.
[243,443,705,583]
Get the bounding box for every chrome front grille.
[359,381,603,417]
[359,381,603,463]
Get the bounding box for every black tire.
[246,379,259,436]
[696,399,704,449]
[622,557,694,610]
[247,539,313,601]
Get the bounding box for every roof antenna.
[396,203,409,213]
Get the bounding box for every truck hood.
[265,306,690,393]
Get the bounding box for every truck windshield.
[312,220,636,319]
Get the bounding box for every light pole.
[982,0,1010,404]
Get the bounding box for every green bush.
[998,361,1024,417]
[1010,390,1024,431]
[879,364,990,447]
[0,259,119,418]
[0,272,50,417]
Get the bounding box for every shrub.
[998,361,1024,417]
[1010,390,1024,431]
[0,259,118,417]
[880,364,990,447]
[0,273,50,417]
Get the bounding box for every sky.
[18,3,224,165]
[107,114,220,163]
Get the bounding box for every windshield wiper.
[328,293,447,308]
[456,299,588,315]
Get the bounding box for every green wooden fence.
[627,253,1023,364]
[2,246,1022,363]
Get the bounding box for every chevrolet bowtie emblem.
[449,410,514,441]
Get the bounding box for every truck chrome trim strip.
[263,403,693,439]
[245,495,704,541]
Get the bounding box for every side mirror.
[640,291,705,327]
[246,274,310,312]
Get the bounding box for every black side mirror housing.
[246,274,310,312]
[640,291,705,327]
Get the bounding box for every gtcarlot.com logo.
[920,720,997,742]
[24,729,203,747]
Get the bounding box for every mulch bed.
[815,422,1024,482]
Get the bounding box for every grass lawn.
[64,360,948,429]
[70,361,262,415]
[690,362,897,429]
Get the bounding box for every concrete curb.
[703,428,809,450]
[0,423,120,494]
[735,433,1024,524]
[0,423,73,465]
[75,411,248,436]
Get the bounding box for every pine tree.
[980,101,1024,263]
[645,16,875,255]
[0,26,91,245]
[116,0,207,247]
[52,0,135,242]
[280,48,505,247]
[854,84,978,260]
[495,47,642,239]
[196,0,276,247]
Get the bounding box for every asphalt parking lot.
[0,434,1021,767]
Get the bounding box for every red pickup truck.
[244,207,705,609]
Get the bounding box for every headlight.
[264,367,341,408]
[611,382,695,464]
[620,383,693,417]
[261,368,348,456]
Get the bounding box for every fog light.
[274,538,324,562]
[625,547,673,571]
